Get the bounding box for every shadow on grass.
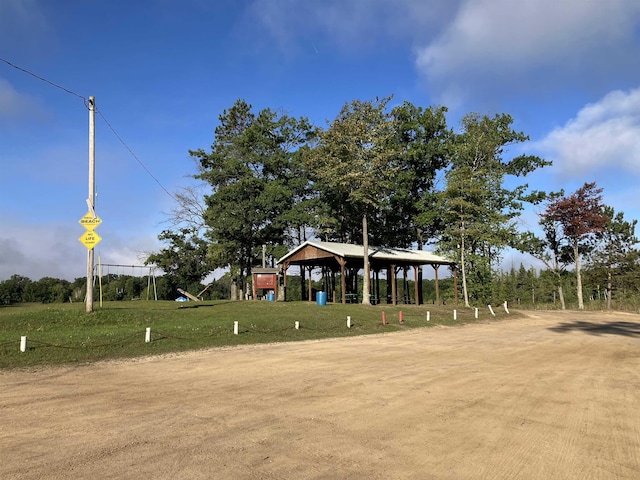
[549,320,640,338]
[177,301,234,309]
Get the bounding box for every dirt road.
[1,310,639,479]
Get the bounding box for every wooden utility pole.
[86,96,95,313]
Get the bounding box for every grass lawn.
[0,300,514,369]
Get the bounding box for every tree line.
[4,97,637,308]
[144,96,639,310]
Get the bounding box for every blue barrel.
[316,291,327,306]
[267,292,275,301]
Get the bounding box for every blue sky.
[1,0,640,281]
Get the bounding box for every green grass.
[0,300,516,369]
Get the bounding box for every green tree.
[541,182,609,309]
[385,102,451,247]
[146,227,212,292]
[587,206,639,309]
[307,96,401,305]
[439,113,549,306]
[191,99,316,298]
[528,212,572,309]
[386,102,452,303]
[29,277,72,303]
[0,275,32,304]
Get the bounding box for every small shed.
[278,241,457,305]
[252,267,279,300]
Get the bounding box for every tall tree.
[365,102,452,304]
[541,182,609,309]
[527,213,572,309]
[191,100,316,298]
[384,102,452,248]
[307,96,400,305]
[587,206,639,309]
[439,113,549,306]
[145,227,212,290]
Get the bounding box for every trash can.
[316,291,327,306]
[267,292,275,301]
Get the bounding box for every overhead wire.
[0,56,86,101]
[0,56,178,202]
[95,108,178,201]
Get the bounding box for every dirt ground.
[1,310,640,480]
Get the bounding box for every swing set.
[94,258,158,306]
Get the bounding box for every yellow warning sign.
[79,230,102,250]
[79,212,102,231]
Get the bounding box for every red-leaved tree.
[541,182,609,309]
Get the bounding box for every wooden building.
[277,241,457,305]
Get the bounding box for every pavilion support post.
[339,259,346,304]
[354,268,358,300]
[307,266,313,302]
[391,264,397,306]
[403,268,409,304]
[413,266,420,306]
[434,264,440,305]
[331,269,336,303]
[279,262,288,302]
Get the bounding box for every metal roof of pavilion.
[277,240,455,268]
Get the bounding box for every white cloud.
[0,220,162,281]
[0,224,86,281]
[0,79,46,124]
[533,87,640,176]
[246,0,452,52]
[415,0,640,103]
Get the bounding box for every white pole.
[475,307,478,319]
[426,311,430,322]
[453,309,457,321]
[488,304,495,316]
[503,301,510,314]
[145,327,151,343]
[20,336,26,353]
[347,316,351,328]
[86,96,96,313]
[295,321,299,330]
[234,321,239,335]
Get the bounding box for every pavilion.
[277,241,457,305]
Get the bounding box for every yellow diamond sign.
[79,230,102,250]
[79,212,102,231]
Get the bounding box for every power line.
[0,57,86,101]
[96,108,178,202]
[0,57,178,203]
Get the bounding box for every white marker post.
[347,316,352,329]
[20,336,27,353]
[234,321,239,335]
[503,301,510,314]
[453,310,457,321]
[488,305,495,316]
[426,311,430,322]
[295,321,300,330]
[145,327,151,343]
[475,307,478,319]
